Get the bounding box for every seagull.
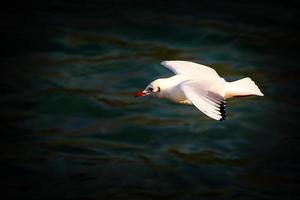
[135,61,264,121]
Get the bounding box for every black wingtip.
[219,101,226,121]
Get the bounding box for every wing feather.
[180,80,226,121]
[161,60,221,80]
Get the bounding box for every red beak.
[134,91,148,97]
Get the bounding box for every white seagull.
[135,61,264,121]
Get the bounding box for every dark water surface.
[1,1,300,199]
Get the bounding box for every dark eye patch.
[149,87,153,92]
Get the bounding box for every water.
[1,1,300,199]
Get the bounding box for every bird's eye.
[149,87,153,92]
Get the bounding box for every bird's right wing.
[180,80,226,121]
[161,60,221,80]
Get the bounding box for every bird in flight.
[135,61,264,121]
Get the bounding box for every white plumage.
[135,60,264,121]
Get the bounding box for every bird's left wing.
[180,80,226,121]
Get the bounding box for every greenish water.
[1,1,299,199]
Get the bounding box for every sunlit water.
[1,1,299,199]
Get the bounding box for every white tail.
[225,77,264,99]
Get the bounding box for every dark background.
[1,0,300,199]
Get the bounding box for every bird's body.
[135,61,264,121]
[154,75,191,102]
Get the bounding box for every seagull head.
[134,79,162,97]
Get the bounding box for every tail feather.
[225,77,264,99]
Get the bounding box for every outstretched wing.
[161,60,221,80]
[180,80,226,121]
